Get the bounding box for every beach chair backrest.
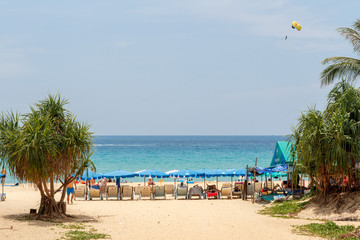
[74,188,85,198]
[134,186,142,195]
[154,186,165,197]
[77,184,86,190]
[90,189,100,198]
[122,186,133,197]
[164,184,174,194]
[222,183,232,188]
[107,186,118,197]
[177,187,187,196]
[221,187,231,196]
[141,186,152,197]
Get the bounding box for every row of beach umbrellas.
[79,165,288,189]
[80,165,288,180]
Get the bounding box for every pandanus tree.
[0,94,94,218]
[321,18,360,86]
[290,80,360,194]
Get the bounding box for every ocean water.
[92,135,286,178]
[5,135,286,183]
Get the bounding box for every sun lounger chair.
[188,185,203,199]
[140,186,153,200]
[89,188,102,200]
[164,184,174,196]
[134,185,142,198]
[74,188,86,200]
[175,186,188,199]
[153,186,166,200]
[121,186,134,200]
[205,184,220,199]
[220,187,232,199]
[106,185,119,200]
[232,182,242,198]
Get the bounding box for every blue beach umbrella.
[81,170,104,181]
[169,169,204,178]
[198,169,227,189]
[169,169,205,191]
[103,170,136,188]
[136,169,169,186]
[103,170,136,179]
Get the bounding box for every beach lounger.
[140,186,152,200]
[232,182,243,198]
[188,185,203,199]
[153,186,166,200]
[205,184,220,199]
[121,186,134,200]
[220,187,232,199]
[164,184,174,196]
[134,186,142,199]
[89,188,102,200]
[106,185,119,200]
[175,186,188,199]
[74,188,86,200]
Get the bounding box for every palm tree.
[320,18,360,86]
[0,94,94,218]
[291,80,360,194]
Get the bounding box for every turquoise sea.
[5,135,287,183]
[92,135,286,181]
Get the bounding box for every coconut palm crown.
[321,18,360,86]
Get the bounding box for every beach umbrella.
[103,170,136,179]
[165,170,179,187]
[81,170,104,180]
[136,169,169,186]
[169,169,205,192]
[198,169,227,189]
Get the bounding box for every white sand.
[0,183,324,240]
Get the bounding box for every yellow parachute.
[292,21,302,31]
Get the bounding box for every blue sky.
[0,1,359,135]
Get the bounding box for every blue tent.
[270,141,294,167]
[169,169,205,178]
[103,170,136,179]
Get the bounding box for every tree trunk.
[37,181,67,218]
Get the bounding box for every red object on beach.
[207,192,218,198]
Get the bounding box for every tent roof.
[270,141,294,167]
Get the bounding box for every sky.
[0,0,359,135]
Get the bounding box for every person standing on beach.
[67,177,76,204]
[1,167,6,185]
[98,177,107,196]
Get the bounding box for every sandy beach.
[0,182,325,240]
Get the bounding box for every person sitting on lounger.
[148,177,155,186]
